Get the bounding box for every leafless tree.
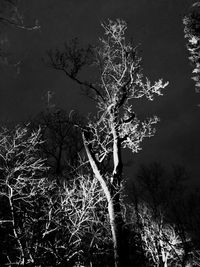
[0,125,46,266]
[48,19,168,266]
[136,203,186,267]
[134,163,196,266]
[0,126,111,266]
[31,109,83,178]
[38,173,110,266]
[0,124,111,266]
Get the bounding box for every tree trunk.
[111,190,130,267]
[82,133,130,267]
[110,115,131,266]
[8,186,25,266]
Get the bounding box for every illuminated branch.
[49,19,168,267]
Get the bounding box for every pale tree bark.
[7,185,25,266]
[82,132,119,266]
[48,19,168,267]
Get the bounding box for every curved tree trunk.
[82,132,130,267]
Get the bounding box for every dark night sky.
[1,0,200,183]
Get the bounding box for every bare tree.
[31,109,83,178]
[134,163,195,266]
[0,124,110,266]
[0,125,46,266]
[136,203,186,267]
[37,173,110,267]
[48,19,168,266]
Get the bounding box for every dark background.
[0,0,199,184]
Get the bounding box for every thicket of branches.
[1,2,200,266]
[0,124,112,267]
[1,122,200,267]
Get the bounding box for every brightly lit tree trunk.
[8,185,25,266]
[82,130,127,267]
[48,19,168,266]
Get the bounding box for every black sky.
[0,0,200,183]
